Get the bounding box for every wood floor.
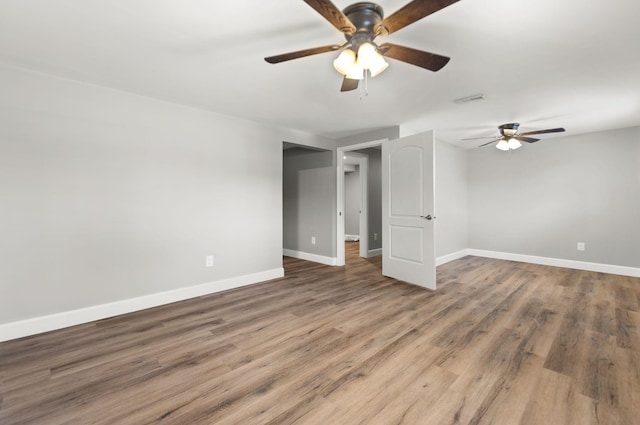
[1,243,639,424]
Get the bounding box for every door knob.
[420,215,435,220]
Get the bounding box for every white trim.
[0,268,284,343]
[367,248,383,258]
[283,249,338,266]
[337,139,386,266]
[468,249,640,278]
[436,249,469,266]
[337,153,345,266]
[345,234,360,242]
[358,156,369,259]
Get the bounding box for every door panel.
[382,131,436,289]
[390,146,423,216]
[389,225,424,263]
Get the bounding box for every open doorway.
[343,152,368,259]
[283,142,337,266]
[337,139,385,267]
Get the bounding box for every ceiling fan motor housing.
[499,123,520,137]
[342,2,384,44]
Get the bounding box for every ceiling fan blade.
[515,136,540,143]
[375,0,460,36]
[378,43,450,71]
[340,76,359,92]
[303,0,356,34]
[478,138,501,147]
[264,44,342,64]
[518,127,566,136]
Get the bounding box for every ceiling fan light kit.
[332,41,389,80]
[495,138,522,151]
[265,0,460,92]
[332,43,388,80]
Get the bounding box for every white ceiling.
[1,0,638,147]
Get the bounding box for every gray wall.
[0,64,329,325]
[282,147,336,257]
[344,167,360,236]
[5,59,634,328]
[435,140,469,257]
[468,126,640,268]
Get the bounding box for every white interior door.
[382,131,436,289]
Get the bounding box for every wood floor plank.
[577,331,618,405]
[519,368,603,425]
[1,242,639,424]
[543,285,590,377]
[365,364,458,425]
[461,351,544,425]
[616,345,640,425]
[426,326,537,425]
[319,345,454,425]
[616,308,640,351]
[588,274,618,336]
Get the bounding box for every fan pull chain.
[360,71,369,101]
[365,71,369,96]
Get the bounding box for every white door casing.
[382,131,436,289]
[336,139,385,266]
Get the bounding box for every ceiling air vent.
[453,93,485,104]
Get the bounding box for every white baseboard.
[0,268,284,343]
[283,249,337,266]
[367,248,382,258]
[345,234,360,242]
[468,249,640,278]
[436,249,469,266]
[5,249,636,343]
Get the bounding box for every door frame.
[336,139,387,266]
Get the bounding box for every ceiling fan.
[465,123,566,151]
[264,0,460,92]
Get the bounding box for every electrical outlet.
[311,236,316,245]
[206,255,214,267]
[373,233,378,241]
[577,242,585,251]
